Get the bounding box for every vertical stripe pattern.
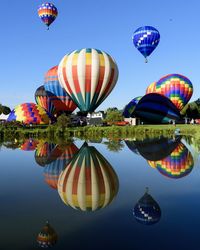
[58,142,119,211]
[58,48,119,112]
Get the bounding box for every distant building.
[124,117,140,126]
[87,111,105,126]
[0,114,9,122]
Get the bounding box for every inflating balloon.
[44,66,77,115]
[58,142,119,211]
[132,26,160,62]
[38,2,58,30]
[155,74,193,111]
[123,96,142,118]
[58,48,119,113]
[7,103,52,125]
[134,93,180,124]
[35,85,56,115]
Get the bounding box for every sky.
[1,0,200,111]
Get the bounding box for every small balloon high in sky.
[37,2,58,30]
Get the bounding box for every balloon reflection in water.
[44,143,79,189]
[37,221,58,248]
[126,136,181,161]
[133,188,161,225]
[20,139,38,151]
[58,142,119,211]
[35,141,56,167]
[148,142,194,179]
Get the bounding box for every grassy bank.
[0,123,199,141]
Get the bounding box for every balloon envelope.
[44,143,79,189]
[38,3,58,28]
[35,85,56,115]
[35,141,56,167]
[155,74,193,110]
[154,142,194,179]
[37,221,58,248]
[7,103,52,125]
[58,48,119,113]
[58,142,119,211]
[132,26,160,60]
[134,93,180,124]
[123,96,142,118]
[44,66,77,114]
[133,189,161,225]
[146,82,157,94]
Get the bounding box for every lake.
[1,135,200,250]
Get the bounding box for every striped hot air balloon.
[58,48,119,113]
[7,103,52,125]
[44,143,79,189]
[35,85,56,115]
[146,82,157,94]
[58,142,119,211]
[37,221,58,248]
[35,141,56,167]
[37,3,58,29]
[155,74,193,111]
[44,66,77,115]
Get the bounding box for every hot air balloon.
[123,96,142,118]
[7,103,52,125]
[20,139,38,151]
[124,140,140,155]
[35,85,56,115]
[44,66,77,115]
[146,81,157,94]
[37,221,58,248]
[134,93,180,124]
[153,142,194,179]
[58,48,119,114]
[37,3,58,30]
[44,143,79,189]
[35,141,56,167]
[58,142,119,211]
[155,74,193,111]
[133,136,181,161]
[132,26,160,62]
[133,188,161,225]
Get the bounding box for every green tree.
[104,140,124,152]
[55,114,71,131]
[104,108,123,124]
[0,104,11,115]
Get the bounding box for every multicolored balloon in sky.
[155,74,193,111]
[133,188,161,225]
[37,3,58,29]
[146,81,157,94]
[134,93,180,124]
[44,66,77,115]
[58,48,119,113]
[58,142,119,211]
[132,26,160,62]
[7,103,51,125]
[123,96,142,118]
[35,85,56,115]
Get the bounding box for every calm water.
[1,136,200,250]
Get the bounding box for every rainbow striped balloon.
[155,74,193,110]
[149,142,194,179]
[37,3,58,28]
[58,48,119,113]
[44,66,77,114]
[7,103,51,125]
[58,142,119,211]
[146,81,157,94]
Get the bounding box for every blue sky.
[1,0,200,111]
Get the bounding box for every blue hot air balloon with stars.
[132,26,160,62]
